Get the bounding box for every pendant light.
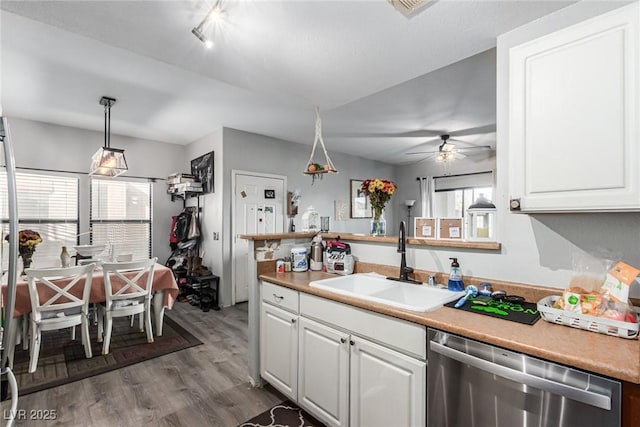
[304,106,337,183]
[89,96,128,178]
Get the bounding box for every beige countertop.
[259,271,640,384]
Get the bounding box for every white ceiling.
[0,0,575,164]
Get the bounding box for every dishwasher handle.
[429,340,611,411]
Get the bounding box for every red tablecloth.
[1,263,179,318]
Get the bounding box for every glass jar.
[301,206,320,232]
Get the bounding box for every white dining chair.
[25,264,95,373]
[97,257,158,355]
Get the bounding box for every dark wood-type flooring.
[1,302,284,426]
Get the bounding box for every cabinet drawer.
[262,281,299,313]
[300,293,426,360]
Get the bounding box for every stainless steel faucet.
[388,220,420,284]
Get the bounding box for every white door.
[233,171,285,303]
[350,336,426,427]
[298,317,350,427]
[260,302,298,401]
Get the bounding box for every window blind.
[90,178,152,261]
[433,171,494,192]
[1,171,79,267]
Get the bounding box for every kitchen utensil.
[491,290,525,303]
[455,285,478,308]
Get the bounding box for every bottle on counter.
[60,246,71,268]
[448,257,464,292]
[291,247,308,272]
[309,234,324,271]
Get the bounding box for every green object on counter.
[471,305,509,316]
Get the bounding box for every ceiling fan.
[405,134,492,163]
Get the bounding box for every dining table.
[1,263,180,366]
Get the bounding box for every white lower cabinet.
[260,281,427,427]
[349,335,426,427]
[298,316,350,426]
[260,301,298,401]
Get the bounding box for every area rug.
[4,316,202,399]
[239,401,326,427]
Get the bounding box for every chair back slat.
[102,258,158,307]
[26,264,95,322]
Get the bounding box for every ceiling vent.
[388,0,435,18]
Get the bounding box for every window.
[425,171,494,218]
[433,187,493,218]
[1,171,79,268]
[90,178,152,261]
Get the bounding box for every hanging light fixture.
[304,106,337,183]
[89,96,128,178]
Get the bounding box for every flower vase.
[21,252,33,276]
[370,210,387,237]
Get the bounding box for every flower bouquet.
[360,179,397,236]
[5,229,43,274]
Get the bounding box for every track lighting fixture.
[192,0,223,48]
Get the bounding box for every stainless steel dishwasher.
[427,329,621,427]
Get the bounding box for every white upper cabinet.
[507,3,639,212]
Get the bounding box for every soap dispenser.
[448,257,464,292]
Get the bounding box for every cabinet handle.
[349,340,355,346]
[291,318,296,324]
[340,338,346,344]
[273,293,284,301]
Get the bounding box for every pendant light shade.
[89,96,128,177]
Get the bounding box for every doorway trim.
[231,169,287,305]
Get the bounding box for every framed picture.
[414,217,436,240]
[190,151,214,194]
[264,189,276,199]
[350,179,372,218]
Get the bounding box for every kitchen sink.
[309,273,464,312]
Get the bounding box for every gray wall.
[184,128,224,299]
[385,2,640,296]
[221,127,396,306]
[393,155,497,224]
[6,117,185,265]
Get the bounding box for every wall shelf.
[238,232,501,251]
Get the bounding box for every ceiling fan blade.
[405,150,441,155]
[415,154,438,164]
[448,124,496,137]
[452,145,493,152]
[334,129,443,138]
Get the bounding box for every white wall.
[386,1,640,296]
[6,117,185,264]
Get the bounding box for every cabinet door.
[350,336,426,427]
[298,317,350,427]
[260,302,298,400]
[509,3,639,211]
